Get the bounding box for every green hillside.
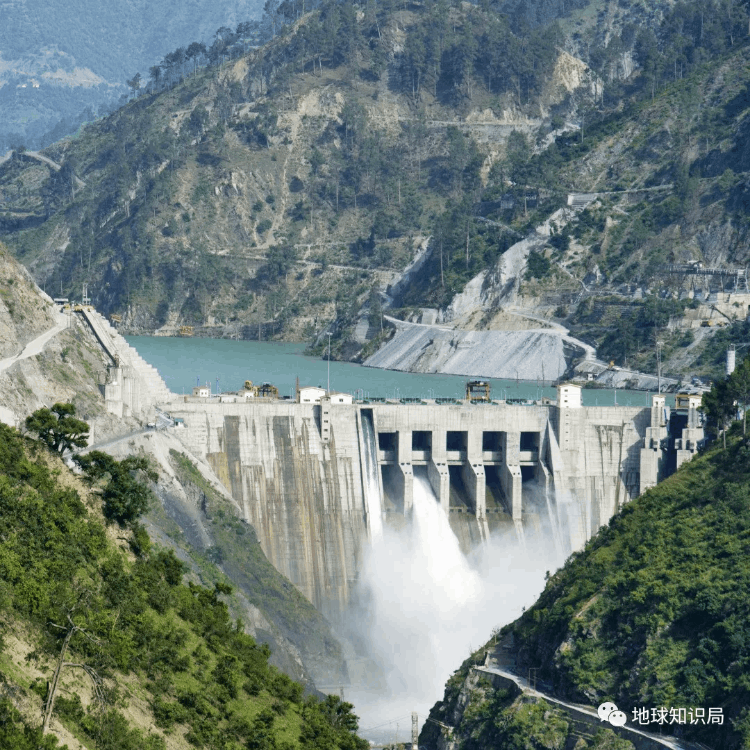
[421,384,750,749]
[0,419,367,749]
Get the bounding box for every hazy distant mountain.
[0,0,264,151]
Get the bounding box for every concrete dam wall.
[168,393,701,620]
[170,402,369,620]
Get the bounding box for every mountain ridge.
[1,0,749,383]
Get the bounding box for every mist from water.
[347,473,564,742]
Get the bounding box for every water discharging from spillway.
[347,472,563,745]
[360,411,383,541]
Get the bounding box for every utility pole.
[327,332,332,394]
[528,668,538,690]
[656,340,663,394]
[412,712,418,750]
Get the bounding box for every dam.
[75,307,703,622]
[162,386,704,621]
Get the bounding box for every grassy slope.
[423,428,750,749]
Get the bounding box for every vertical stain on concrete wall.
[196,408,367,621]
[207,451,231,490]
[225,416,243,502]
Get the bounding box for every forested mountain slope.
[0,245,349,693]
[420,404,750,750]
[1,0,749,379]
[0,422,368,749]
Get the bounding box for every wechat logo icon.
[598,702,627,727]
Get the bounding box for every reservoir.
[124,336,653,406]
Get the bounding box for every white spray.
[360,411,383,541]
[349,473,562,742]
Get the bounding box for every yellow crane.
[466,380,491,402]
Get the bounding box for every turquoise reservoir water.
[124,336,654,406]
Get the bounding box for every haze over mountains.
[0,0,264,151]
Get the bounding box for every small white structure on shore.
[192,385,210,398]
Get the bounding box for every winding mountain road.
[0,310,69,374]
[23,151,86,188]
[474,665,702,750]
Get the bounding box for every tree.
[309,147,324,176]
[149,65,162,90]
[42,616,103,736]
[703,376,736,446]
[126,72,141,97]
[525,250,551,280]
[264,0,280,36]
[186,42,207,76]
[188,105,210,136]
[368,287,383,330]
[25,403,89,454]
[505,129,531,184]
[730,355,750,435]
[74,451,156,528]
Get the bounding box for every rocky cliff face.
[364,320,586,380]
[0,242,57,357]
[0,242,132,435]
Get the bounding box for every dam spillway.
[166,386,703,621]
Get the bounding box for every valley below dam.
[123,336,678,744]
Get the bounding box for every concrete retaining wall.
[167,401,368,621]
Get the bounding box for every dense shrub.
[0,422,368,749]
